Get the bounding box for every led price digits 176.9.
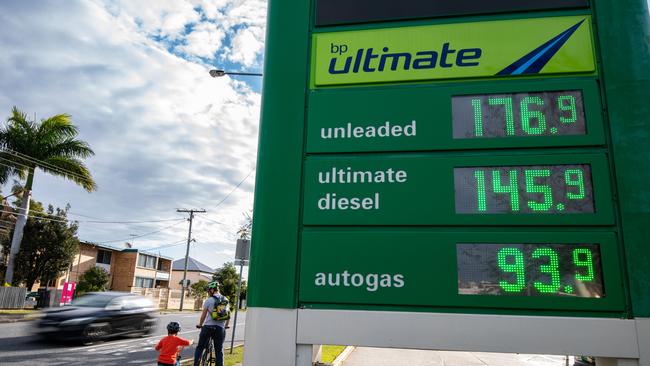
[452,90,586,138]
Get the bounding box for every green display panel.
[302,153,613,226]
[457,243,604,297]
[306,79,604,153]
[454,164,594,214]
[452,90,586,138]
[299,230,624,312]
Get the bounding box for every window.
[137,254,156,269]
[134,277,154,288]
[97,250,112,265]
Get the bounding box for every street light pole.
[209,69,263,77]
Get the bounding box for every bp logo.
[312,16,595,86]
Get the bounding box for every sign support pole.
[230,261,244,353]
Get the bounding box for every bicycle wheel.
[200,338,215,366]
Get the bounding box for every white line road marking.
[70,321,245,353]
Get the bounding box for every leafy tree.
[212,262,247,309]
[190,279,210,301]
[239,280,247,306]
[0,107,96,285]
[1,203,80,289]
[76,266,110,295]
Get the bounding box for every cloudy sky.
[0,0,266,269]
[0,2,648,272]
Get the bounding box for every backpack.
[210,294,231,321]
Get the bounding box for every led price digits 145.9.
[457,243,604,298]
[454,164,595,214]
[452,90,586,139]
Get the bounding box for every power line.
[200,168,254,223]
[67,211,186,223]
[197,216,226,225]
[95,220,187,244]
[134,238,188,252]
[0,156,32,171]
[1,149,94,183]
[0,209,71,224]
[213,168,254,209]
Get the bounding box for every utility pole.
[177,208,205,311]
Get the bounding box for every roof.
[81,242,123,252]
[172,257,215,273]
[80,242,173,260]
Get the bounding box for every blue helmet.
[167,322,181,333]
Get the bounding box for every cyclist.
[194,280,230,366]
[155,321,193,366]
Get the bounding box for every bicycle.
[199,335,215,366]
[196,325,230,366]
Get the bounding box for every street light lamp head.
[209,69,226,77]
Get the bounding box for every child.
[155,322,194,366]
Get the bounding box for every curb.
[332,346,355,366]
[0,313,42,323]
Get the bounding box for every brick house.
[49,242,173,291]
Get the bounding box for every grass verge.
[321,345,346,364]
[180,345,244,366]
[0,309,38,315]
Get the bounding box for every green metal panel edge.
[248,0,311,309]
[593,0,650,317]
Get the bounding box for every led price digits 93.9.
[457,243,604,297]
[452,90,586,138]
[454,164,594,214]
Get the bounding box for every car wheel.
[139,318,157,337]
[81,322,111,345]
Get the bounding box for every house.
[59,242,173,291]
[170,257,215,290]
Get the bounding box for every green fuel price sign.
[457,243,604,297]
[250,0,650,325]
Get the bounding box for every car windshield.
[72,294,116,307]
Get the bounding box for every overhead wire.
[213,168,254,209]
[95,220,187,244]
[1,149,94,184]
[200,167,254,224]
[66,212,186,223]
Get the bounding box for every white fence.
[0,287,26,309]
[130,287,201,310]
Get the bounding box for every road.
[0,311,246,365]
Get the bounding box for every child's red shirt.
[155,334,191,364]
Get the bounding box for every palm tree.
[1,106,96,285]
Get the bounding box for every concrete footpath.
[342,347,574,366]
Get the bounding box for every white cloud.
[225,26,265,67]
[0,0,262,269]
[177,22,226,59]
[104,0,200,40]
